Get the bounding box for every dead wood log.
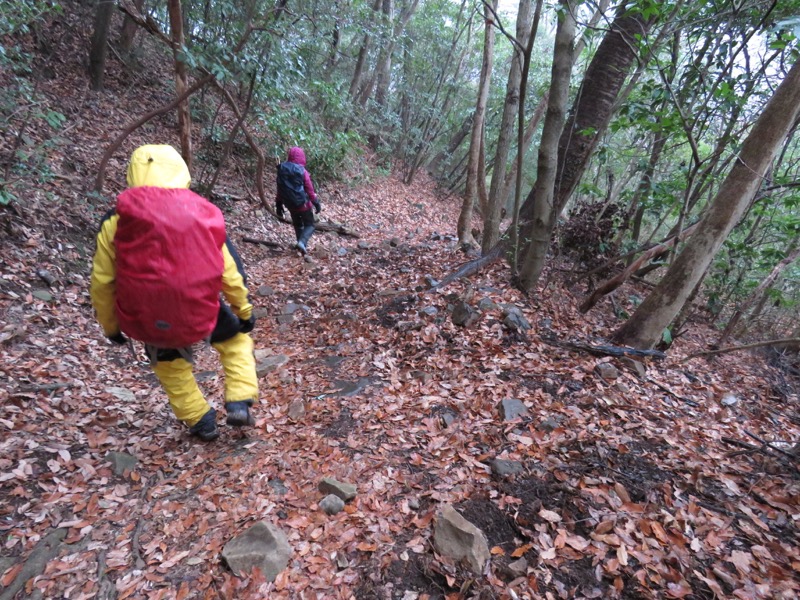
[682,337,800,361]
[540,335,666,359]
[242,237,282,248]
[433,242,505,291]
[579,221,700,313]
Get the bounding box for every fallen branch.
[579,221,700,313]
[744,430,799,462]
[94,75,213,193]
[682,337,800,361]
[242,237,282,248]
[17,381,78,392]
[433,242,505,291]
[314,220,360,237]
[540,335,667,359]
[647,377,700,407]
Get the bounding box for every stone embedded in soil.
[288,398,305,420]
[256,354,289,377]
[488,459,523,477]
[320,494,345,515]
[318,477,357,501]
[106,451,137,476]
[452,301,479,327]
[433,504,490,574]
[498,398,528,421]
[595,363,620,382]
[222,521,291,580]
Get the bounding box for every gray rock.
[268,478,289,496]
[505,557,528,578]
[408,497,420,510]
[500,304,525,319]
[256,285,274,297]
[434,407,458,428]
[324,355,346,368]
[477,297,497,312]
[320,494,345,515]
[620,357,647,378]
[411,371,433,384]
[337,247,348,256]
[424,275,439,289]
[357,241,371,249]
[721,393,738,406]
[433,504,490,574]
[489,459,523,477]
[498,398,528,421]
[595,363,620,382]
[419,306,438,317]
[256,354,289,377]
[389,237,401,247]
[282,303,303,315]
[37,269,56,286]
[32,290,53,302]
[538,417,560,432]
[106,451,137,476]
[222,521,292,580]
[105,387,136,402]
[287,399,305,420]
[276,314,294,325]
[452,301,479,327]
[503,312,531,332]
[318,477,357,501]
[252,307,270,319]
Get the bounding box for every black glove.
[313,200,321,214]
[108,332,127,345]
[239,316,256,334]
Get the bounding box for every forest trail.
[0,6,798,595]
[2,169,799,598]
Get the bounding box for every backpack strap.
[145,344,196,366]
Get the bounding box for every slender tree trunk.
[118,0,145,55]
[457,0,496,248]
[349,0,381,100]
[501,0,608,210]
[516,2,657,287]
[613,58,800,349]
[427,114,473,174]
[89,0,115,91]
[717,242,800,348]
[517,0,576,291]
[168,0,192,169]
[482,0,534,254]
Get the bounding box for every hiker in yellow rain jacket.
[90,145,258,441]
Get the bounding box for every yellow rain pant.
[152,333,258,427]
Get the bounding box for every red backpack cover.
[114,186,226,348]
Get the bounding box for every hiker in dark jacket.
[275,146,321,254]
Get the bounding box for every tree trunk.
[348,0,381,100]
[89,0,115,91]
[517,0,575,291]
[516,2,657,287]
[427,113,473,175]
[457,0,496,248]
[168,0,192,169]
[482,0,534,254]
[118,0,145,55]
[613,58,800,349]
[717,242,800,348]
[500,0,609,212]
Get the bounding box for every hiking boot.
[226,400,255,427]
[189,408,219,441]
[294,241,307,255]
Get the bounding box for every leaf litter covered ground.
[3,164,800,599]
[1,10,800,600]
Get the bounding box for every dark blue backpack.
[277,161,308,210]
